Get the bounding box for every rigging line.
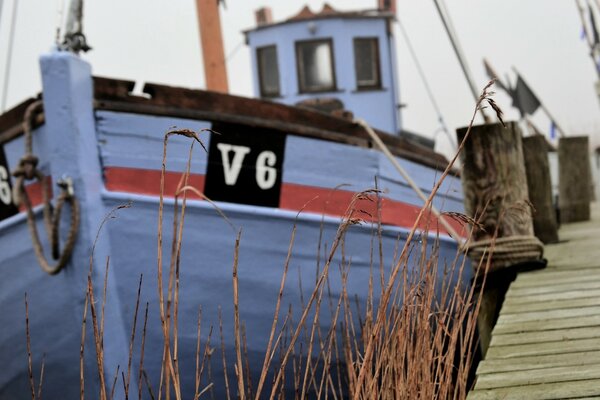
[1,0,18,112]
[225,38,244,63]
[396,15,457,149]
[432,0,489,122]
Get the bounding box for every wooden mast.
[195,0,229,93]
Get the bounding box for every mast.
[1,0,18,112]
[575,0,600,78]
[195,0,229,93]
[432,0,489,122]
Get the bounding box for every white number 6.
[0,166,12,205]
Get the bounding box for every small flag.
[483,58,508,92]
[550,121,557,140]
[512,75,541,117]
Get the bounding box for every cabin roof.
[0,77,452,173]
[244,4,394,35]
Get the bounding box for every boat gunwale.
[0,76,456,174]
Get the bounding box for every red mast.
[195,0,229,93]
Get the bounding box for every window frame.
[256,45,281,98]
[295,38,337,94]
[353,37,382,90]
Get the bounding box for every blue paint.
[246,15,401,134]
[283,135,379,189]
[97,111,211,172]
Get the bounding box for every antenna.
[59,0,91,54]
[1,0,18,112]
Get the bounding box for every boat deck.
[468,202,600,399]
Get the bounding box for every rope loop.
[10,100,80,275]
[464,235,544,274]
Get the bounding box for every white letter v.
[217,143,251,186]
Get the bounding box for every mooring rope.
[464,235,544,273]
[11,100,80,275]
[355,118,463,244]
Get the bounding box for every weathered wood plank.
[485,337,600,359]
[474,363,600,389]
[510,269,600,288]
[494,315,600,334]
[490,326,600,346]
[508,279,600,296]
[500,296,600,314]
[476,351,600,374]
[467,379,600,400]
[502,288,600,306]
[496,305,600,324]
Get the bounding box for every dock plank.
[495,305,600,324]
[468,379,600,400]
[507,279,600,296]
[501,287,600,306]
[490,326,600,346]
[485,337,600,359]
[500,296,600,314]
[476,351,600,374]
[493,314,600,334]
[475,363,600,389]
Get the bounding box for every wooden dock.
[468,202,600,399]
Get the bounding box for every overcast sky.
[1,0,599,157]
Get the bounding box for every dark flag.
[513,74,541,117]
[483,58,508,92]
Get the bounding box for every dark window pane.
[296,40,336,92]
[354,38,381,89]
[257,45,280,97]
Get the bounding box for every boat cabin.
[245,3,401,135]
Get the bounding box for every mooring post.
[522,135,559,244]
[559,136,592,223]
[457,121,543,356]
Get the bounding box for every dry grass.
[22,83,504,399]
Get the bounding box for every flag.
[483,58,508,92]
[550,121,557,140]
[512,75,541,117]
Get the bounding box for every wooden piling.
[457,121,541,356]
[522,135,559,244]
[559,136,591,223]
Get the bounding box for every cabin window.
[354,38,381,89]
[295,39,336,93]
[257,45,280,97]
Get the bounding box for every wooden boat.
[0,3,467,398]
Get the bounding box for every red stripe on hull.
[18,176,53,211]
[103,167,463,236]
[104,167,205,200]
[280,183,463,236]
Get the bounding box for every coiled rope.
[11,100,80,275]
[464,235,544,273]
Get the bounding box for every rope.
[356,118,463,244]
[464,235,544,274]
[11,100,80,275]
